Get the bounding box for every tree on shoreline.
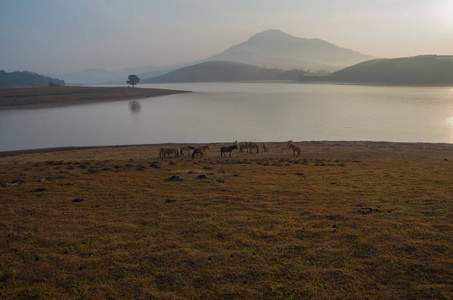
[127,74,140,87]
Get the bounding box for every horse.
[160,147,179,158]
[263,143,268,152]
[239,143,248,153]
[180,145,195,155]
[247,142,259,154]
[159,147,168,158]
[289,143,301,156]
[192,147,204,159]
[169,148,179,158]
[221,144,238,157]
[198,145,209,157]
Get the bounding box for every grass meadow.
[1,145,452,299]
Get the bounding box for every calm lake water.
[1,82,453,152]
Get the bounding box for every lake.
[1,82,453,152]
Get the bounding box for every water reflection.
[445,116,453,142]
[129,100,141,114]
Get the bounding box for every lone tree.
[127,74,140,87]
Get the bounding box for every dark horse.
[180,145,195,155]
[220,145,238,157]
[192,147,204,159]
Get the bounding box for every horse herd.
[159,141,301,159]
[159,145,210,159]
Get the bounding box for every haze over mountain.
[48,65,182,85]
[142,61,307,83]
[3,1,452,77]
[54,29,374,85]
[293,55,453,85]
[331,55,453,85]
[199,30,375,72]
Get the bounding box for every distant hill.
[48,65,183,85]
[199,29,375,72]
[329,55,453,85]
[46,30,374,85]
[142,61,307,83]
[0,70,65,88]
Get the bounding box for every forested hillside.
[143,61,306,83]
[0,70,65,88]
[331,55,453,84]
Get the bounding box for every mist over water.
[1,83,453,152]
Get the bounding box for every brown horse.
[159,147,169,158]
[221,144,238,157]
[239,142,259,154]
[180,145,195,155]
[289,143,301,156]
[247,142,259,154]
[160,147,179,158]
[192,147,204,159]
[263,143,268,152]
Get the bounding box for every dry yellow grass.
[1,141,452,299]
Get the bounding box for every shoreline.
[1,140,453,160]
[0,86,190,109]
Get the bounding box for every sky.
[1,0,452,74]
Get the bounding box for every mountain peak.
[203,29,374,71]
[248,29,299,42]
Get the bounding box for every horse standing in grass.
[169,148,179,158]
[289,143,301,156]
[201,145,210,156]
[180,145,195,155]
[192,147,204,159]
[159,147,168,158]
[160,147,179,158]
[221,145,238,157]
[247,142,259,154]
[239,142,259,154]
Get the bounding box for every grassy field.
[1,142,452,299]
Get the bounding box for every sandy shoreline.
[0,86,190,109]
[1,140,453,161]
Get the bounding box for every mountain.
[142,61,307,83]
[49,65,182,85]
[0,70,65,88]
[199,29,375,72]
[330,55,453,84]
[48,30,374,84]
[48,68,117,85]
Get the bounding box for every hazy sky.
[1,0,452,74]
